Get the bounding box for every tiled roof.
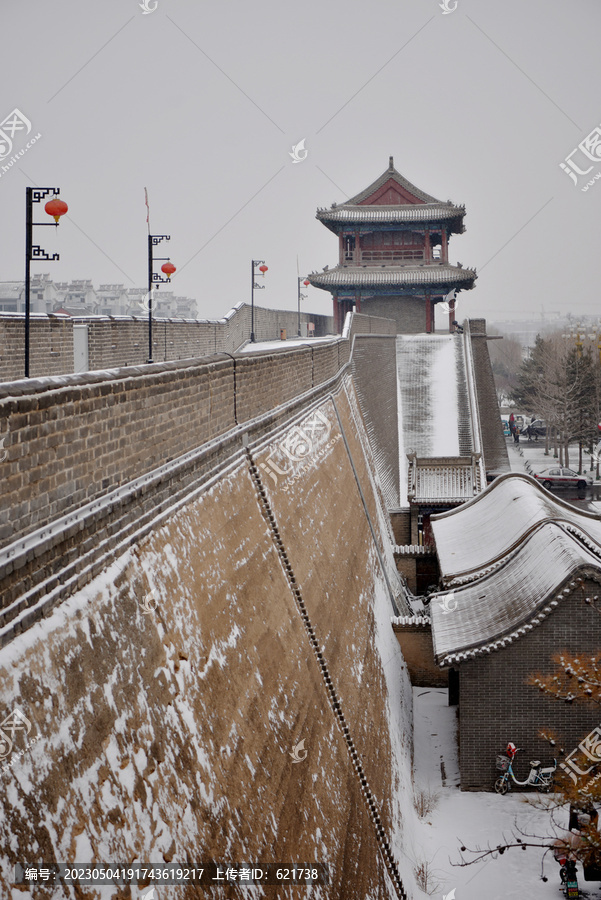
[308,265,477,289]
[431,473,601,585]
[317,204,465,224]
[409,458,482,503]
[430,522,601,665]
[344,159,447,206]
[0,282,23,299]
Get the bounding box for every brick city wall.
[393,622,448,687]
[0,315,74,381]
[468,319,510,474]
[352,335,399,507]
[0,303,334,382]
[359,297,427,334]
[0,313,394,549]
[0,381,414,899]
[458,578,601,790]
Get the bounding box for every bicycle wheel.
[494,776,509,794]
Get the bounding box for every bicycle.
[494,742,556,794]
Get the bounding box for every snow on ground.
[506,435,601,513]
[411,688,601,899]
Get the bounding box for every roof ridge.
[342,157,444,207]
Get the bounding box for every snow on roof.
[309,265,476,288]
[431,521,601,665]
[397,334,473,505]
[432,472,601,584]
[409,457,481,504]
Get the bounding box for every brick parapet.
[0,368,354,645]
[0,312,395,549]
[0,304,335,382]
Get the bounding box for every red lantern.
[45,198,68,224]
[259,265,268,275]
[303,279,310,287]
[161,261,176,279]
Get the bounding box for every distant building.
[0,276,198,318]
[54,280,98,314]
[0,274,59,313]
[96,284,130,316]
[124,288,198,319]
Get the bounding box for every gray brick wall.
[358,297,427,334]
[468,319,510,473]
[0,312,394,548]
[0,304,334,382]
[458,579,601,789]
[351,335,399,507]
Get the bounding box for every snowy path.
[410,688,601,900]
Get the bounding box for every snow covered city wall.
[0,317,419,899]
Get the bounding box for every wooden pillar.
[425,230,431,263]
[442,229,448,263]
[333,296,339,333]
[355,293,361,313]
[355,231,361,264]
[425,293,432,333]
[448,297,455,333]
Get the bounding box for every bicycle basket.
[496,755,510,771]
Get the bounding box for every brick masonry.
[458,578,601,790]
[0,314,389,551]
[0,303,334,382]
[0,379,413,900]
[352,335,400,508]
[469,318,510,474]
[393,623,448,687]
[359,297,427,334]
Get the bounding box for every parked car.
[523,418,547,440]
[533,467,591,490]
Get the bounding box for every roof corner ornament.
[389,156,394,170]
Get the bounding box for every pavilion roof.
[317,158,466,232]
[308,264,476,290]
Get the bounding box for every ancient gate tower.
[308,157,477,333]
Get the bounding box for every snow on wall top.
[432,472,601,583]
[397,334,471,507]
[431,521,601,664]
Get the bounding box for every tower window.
[344,236,355,261]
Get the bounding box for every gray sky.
[2,0,600,324]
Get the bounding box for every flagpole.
[145,188,153,362]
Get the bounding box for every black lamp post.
[297,276,310,337]
[250,260,268,343]
[24,188,68,377]
[147,234,175,363]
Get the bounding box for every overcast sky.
[1,0,599,327]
